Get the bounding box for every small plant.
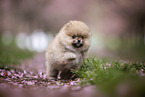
[74,58,145,96]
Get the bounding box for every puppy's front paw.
[67,53,76,61]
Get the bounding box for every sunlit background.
[0,0,145,62]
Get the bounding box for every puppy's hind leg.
[51,69,59,80]
[45,62,58,80]
[45,62,51,77]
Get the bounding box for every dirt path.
[22,53,46,73]
[0,53,101,97]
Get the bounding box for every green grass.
[74,58,145,97]
[0,36,35,66]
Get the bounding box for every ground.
[0,54,100,97]
[1,53,145,97]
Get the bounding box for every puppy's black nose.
[78,40,81,43]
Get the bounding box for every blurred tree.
[0,0,90,33]
[0,0,51,33]
[115,0,145,44]
[0,0,145,44]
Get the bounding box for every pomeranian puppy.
[45,20,91,80]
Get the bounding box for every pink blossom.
[26,81,35,85]
[23,70,27,74]
[7,71,11,76]
[10,69,15,73]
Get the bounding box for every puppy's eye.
[81,36,84,39]
[72,35,76,39]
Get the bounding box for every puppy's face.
[59,21,91,50]
[71,35,84,48]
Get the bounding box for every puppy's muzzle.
[72,40,83,48]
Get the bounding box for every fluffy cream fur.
[45,20,91,80]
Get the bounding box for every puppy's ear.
[65,21,72,29]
